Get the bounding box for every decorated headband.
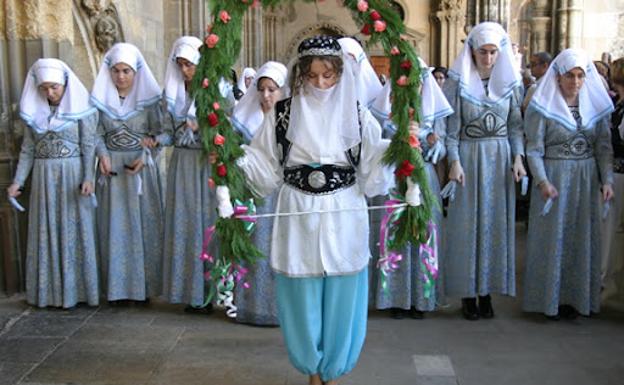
[297,35,342,58]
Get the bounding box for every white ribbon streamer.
[8,196,26,212]
[440,180,457,202]
[521,176,529,196]
[541,197,554,216]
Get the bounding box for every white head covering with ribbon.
[91,42,161,120]
[371,58,453,127]
[286,36,360,161]
[338,37,383,107]
[237,67,256,95]
[20,58,96,134]
[232,61,288,142]
[529,48,614,130]
[163,36,202,121]
[448,21,521,106]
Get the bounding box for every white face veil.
[286,36,360,162]
[529,48,614,130]
[163,36,202,121]
[232,61,288,142]
[448,22,521,105]
[20,58,95,134]
[91,42,161,120]
[338,37,383,107]
[237,67,256,94]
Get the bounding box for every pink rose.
[373,20,387,33]
[213,134,226,146]
[213,102,221,110]
[202,78,209,88]
[205,33,219,48]
[219,10,231,24]
[357,0,369,12]
[396,75,408,86]
[390,46,400,56]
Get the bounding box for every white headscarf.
[232,61,288,142]
[338,37,383,107]
[448,22,521,105]
[20,58,96,134]
[163,36,202,121]
[371,58,453,127]
[287,42,360,161]
[237,67,256,94]
[91,42,161,120]
[529,48,614,131]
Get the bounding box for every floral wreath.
[194,0,436,314]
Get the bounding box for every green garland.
[194,0,432,303]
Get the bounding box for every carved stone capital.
[78,0,124,53]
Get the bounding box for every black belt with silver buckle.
[283,164,356,195]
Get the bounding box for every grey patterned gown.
[160,98,216,307]
[370,120,445,312]
[13,112,99,308]
[233,116,279,326]
[442,78,524,298]
[95,104,164,301]
[523,106,613,316]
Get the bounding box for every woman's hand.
[426,133,438,146]
[539,180,558,200]
[7,183,21,198]
[80,181,94,196]
[512,155,527,182]
[449,160,465,186]
[142,136,158,148]
[602,183,614,202]
[98,156,112,176]
[187,119,199,132]
[125,158,144,175]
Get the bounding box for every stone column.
[566,0,583,49]
[241,6,263,69]
[431,0,466,67]
[556,0,569,52]
[466,0,511,30]
[530,0,553,54]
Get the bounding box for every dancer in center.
[236,36,394,385]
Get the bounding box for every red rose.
[208,112,219,127]
[370,10,381,21]
[400,60,412,70]
[216,163,227,177]
[361,24,371,36]
[395,160,415,178]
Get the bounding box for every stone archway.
[282,21,348,62]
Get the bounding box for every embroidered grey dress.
[442,78,524,298]
[234,118,279,326]
[371,120,446,312]
[523,106,613,316]
[160,97,216,307]
[95,103,164,301]
[14,112,100,308]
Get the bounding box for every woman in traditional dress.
[443,22,526,320]
[370,59,453,319]
[523,48,614,320]
[158,36,216,312]
[91,42,164,304]
[231,61,288,326]
[236,36,393,385]
[8,58,99,308]
[237,67,256,96]
[602,58,624,311]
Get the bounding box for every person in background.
[231,61,289,326]
[159,36,216,313]
[237,67,256,96]
[443,22,526,321]
[432,66,448,88]
[601,57,624,311]
[91,42,164,305]
[522,51,552,113]
[523,48,614,320]
[8,58,99,309]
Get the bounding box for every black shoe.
[390,307,405,320]
[409,306,425,319]
[461,297,479,321]
[559,305,579,320]
[184,303,214,315]
[478,294,494,319]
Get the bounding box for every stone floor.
[1,226,624,385]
